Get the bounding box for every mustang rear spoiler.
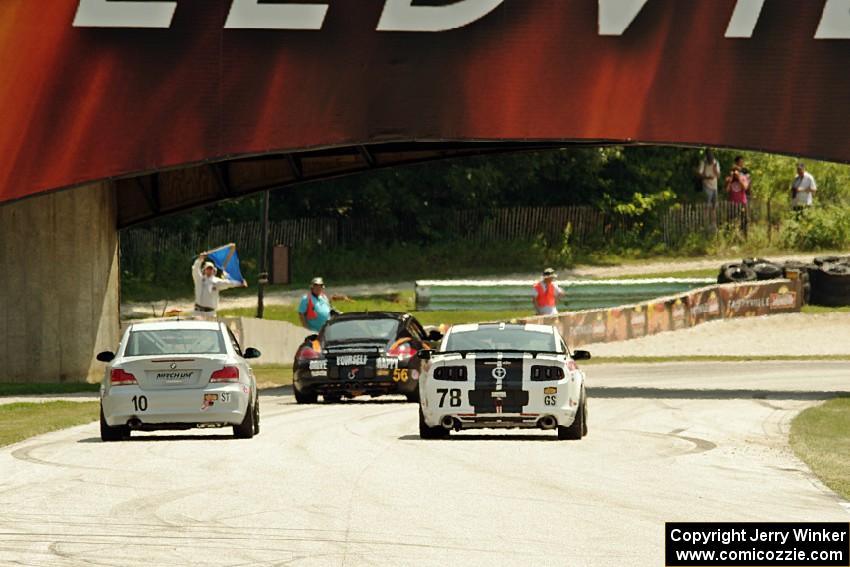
[418,349,561,360]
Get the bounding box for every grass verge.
[220,292,529,328]
[254,365,293,389]
[0,383,100,397]
[790,397,850,501]
[0,402,99,448]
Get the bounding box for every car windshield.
[444,327,556,352]
[323,318,400,343]
[125,329,227,356]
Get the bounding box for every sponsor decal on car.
[543,387,557,395]
[338,354,367,366]
[309,360,327,371]
[375,357,398,370]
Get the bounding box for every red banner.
[2,1,849,204]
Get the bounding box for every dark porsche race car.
[292,312,442,403]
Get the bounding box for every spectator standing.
[791,162,817,209]
[192,254,247,315]
[532,268,565,316]
[298,277,333,332]
[697,149,721,206]
[734,155,752,195]
[725,165,751,234]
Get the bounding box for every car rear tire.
[558,393,586,440]
[233,402,255,439]
[418,407,449,439]
[293,384,318,404]
[252,397,260,435]
[405,389,420,403]
[100,407,129,442]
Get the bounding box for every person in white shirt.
[791,162,817,209]
[192,254,246,314]
[697,149,721,206]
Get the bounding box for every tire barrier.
[810,264,850,307]
[718,256,850,307]
[521,278,802,348]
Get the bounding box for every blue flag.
[205,243,244,284]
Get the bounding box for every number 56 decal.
[392,368,409,382]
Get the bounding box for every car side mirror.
[572,350,591,361]
[243,347,261,359]
[427,330,443,341]
[96,351,115,363]
[418,350,432,361]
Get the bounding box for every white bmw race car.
[96,320,261,441]
[417,322,589,440]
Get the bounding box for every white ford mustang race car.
[96,320,261,441]
[417,322,589,440]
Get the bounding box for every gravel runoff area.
[585,312,850,357]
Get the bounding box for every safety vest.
[533,282,557,308]
[306,293,325,320]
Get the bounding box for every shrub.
[779,206,850,250]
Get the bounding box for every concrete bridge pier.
[0,182,120,383]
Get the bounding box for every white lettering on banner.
[377,0,504,32]
[725,0,766,38]
[338,354,367,366]
[816,0,850,39]
[73,0,177,28]
[598,0,649,36]
[225,0,329,30]
[71,0,850,38]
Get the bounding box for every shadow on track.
[588,387,849,401]
[398,434,559,442]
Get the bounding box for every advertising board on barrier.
[522,279,802,348]
[688,288,723,326]
[628,305,647,340]
[647,301,672,335]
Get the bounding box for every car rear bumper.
[102,384,251,427]
[423,408,578,430]
[295,372,417,396]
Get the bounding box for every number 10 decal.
[131,395,148,412]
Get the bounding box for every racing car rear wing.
[419,349,590,361]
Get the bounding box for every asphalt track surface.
[1,362,848,566]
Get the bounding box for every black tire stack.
[716,256,850,306]
[809,256,850,306]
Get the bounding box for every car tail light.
[210,366,240,383]
[388,342,417,360]
[296,345,321,361]
[531,365,565,381]
[110,368,137,386]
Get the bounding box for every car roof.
[328,312,410,322]
[129,320,223,332]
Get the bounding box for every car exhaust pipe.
[127,418,142,429]
[440,416,456,430]
[538,416,557,430]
